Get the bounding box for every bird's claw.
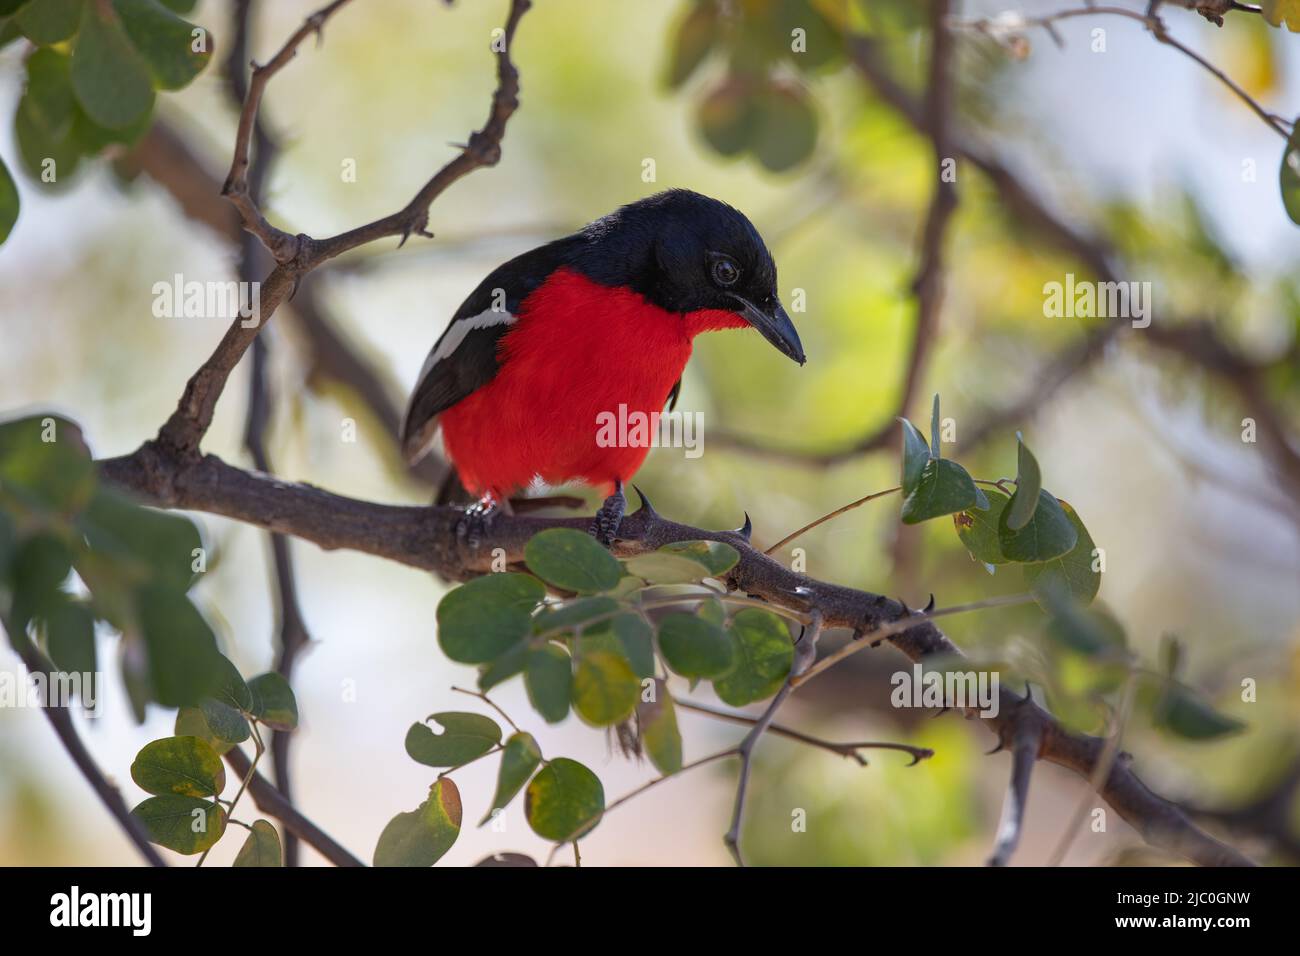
[456,496,500,550]
[590,482,627,548]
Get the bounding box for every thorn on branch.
[986,718,1044,867]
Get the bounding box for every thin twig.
[451,686,521,735]
[673,697,932,766]
[949,5,1289,138]
[227,0,312,868]
[723,611,823,865]
[155,0,533,458]
[764,487,900,555]
[6,629,166,867]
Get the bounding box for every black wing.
[401,239,571,463]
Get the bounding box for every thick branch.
[986,696,1044,866]
[98,444,1254,866]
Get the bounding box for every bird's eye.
[711,257,740,287]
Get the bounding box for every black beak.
[729,294,806,365]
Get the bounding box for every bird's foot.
[457,494,502,549]
[589,481,627,547]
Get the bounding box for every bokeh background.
[1,0,1298,866]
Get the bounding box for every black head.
[566,190,805,364]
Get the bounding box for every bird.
[401,189,805,546]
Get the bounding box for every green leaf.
[899,418,929,493]
[205,653,250,713]
[113,0,211,90]
[572,649,640,726]
[135,584,225,707]
[901,458,979,524]
[405,712,502,768]
[246,672,297,730]
[0,156,16,245]
[477,641,529,691]
[954,488,1010,565]
[0,414,95,514]
[525,758,604,842]
[9,533,73,627]
[174,705,235,755]
[373,778,462,867]
[524,528,622,593]
[1024,499,1101,606]
[997,489,1078,562]
[480,731,542,825]
[658,540,740,576]
[197,698,250,746]
[130,735,224,797]
[1005,434,1043,530]
[750,82,817,172]
[698,79,755,156]
[23,47,75,140]
[436,572,543,664]
[714,608,793,706]
[15,0,81,43]
[131,794,225,854]
[13,91,82,187]
[233,819,282,867]
[665,0,717,88]
[624,551,711,584]
[609,612,656,679]
[1282,120,1300,225]
[638,680,682,775]
[1152,681,1246,740]
[42,597,96,675]
[696,596,726,627]
[69,97,151,150]
[657,612,735,679]
[533,595,618,635]
[525,643,572,723]
[71,0,155,129]
[1042,595,1127,657]
[80,489,202,592]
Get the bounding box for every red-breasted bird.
[401,189,805,544]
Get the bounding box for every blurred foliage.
[0,412,228,714]
[0,0,210,240]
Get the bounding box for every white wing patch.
[416,308,517,383]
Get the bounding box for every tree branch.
[96,443,1253,866]
[6,631,166,867]
[986,692,1044,866]
[674,697,932,765]
[154,0,532,459]
[226,0,312,866]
